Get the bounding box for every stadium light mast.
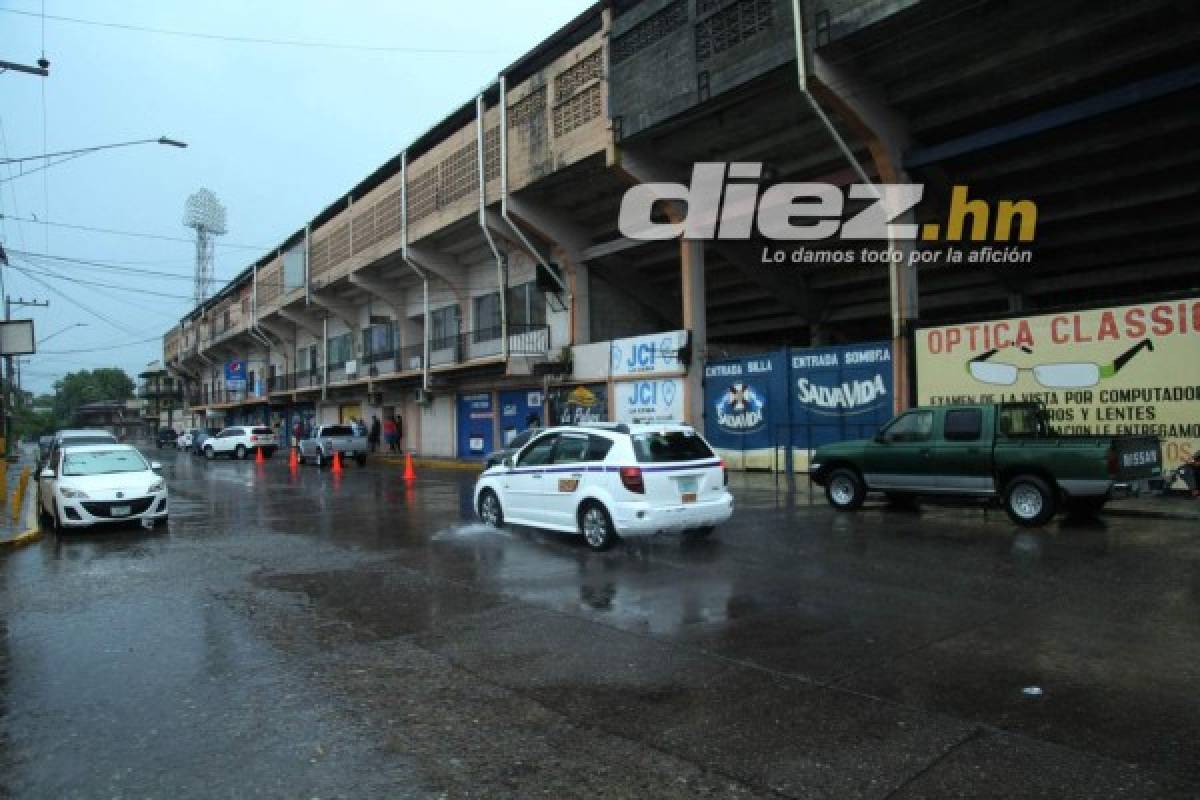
[183,189,227,307]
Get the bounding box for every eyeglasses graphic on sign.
[966,339,1153,388]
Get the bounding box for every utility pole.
[4,296,48,458]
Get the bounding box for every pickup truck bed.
[298,425,369,468]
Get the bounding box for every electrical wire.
[37,334,163,355]
[8,263,195,300]
[0,7,515,55]
[7,265,141,335]
[0,213,268,250]
[11,248,222,280]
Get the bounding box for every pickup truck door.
[860,409,937,491]
[928,407,996,494]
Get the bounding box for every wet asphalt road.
[2,448,1199,798]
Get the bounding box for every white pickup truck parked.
[298,425,368,468]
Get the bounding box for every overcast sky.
[0,0,594,394]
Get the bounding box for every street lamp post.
[0,137,188,183]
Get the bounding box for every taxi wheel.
[478,490,503,528]
[579,502,617,551]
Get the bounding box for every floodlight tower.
[184,188,227,307]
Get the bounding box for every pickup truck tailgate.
[1111,436,1163,481]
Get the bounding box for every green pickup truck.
[810,402,1163,526]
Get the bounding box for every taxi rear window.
[632,432,713,463]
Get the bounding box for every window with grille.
[439,142,479,205]
[326,332,353,365]
[553,83,603,137]
[473,293,501,342]
[362,322,395,361]
[483,127,501,182]
[309,237,331,276]
[695,0,774,61]
[506,281,546,328]
[408,168,439,222]
[611,0,687,65]
[431,305,460,350]
[556,49,603,99]
[508,88,546,130]
[328,221,352,266]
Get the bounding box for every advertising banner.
[704,351,786,467]
[789,342,895,461]
[548,384,608,426]
[916,298,1200,469]
[225,360,247,390]
[610,330,687,378]
[614,377,685,425]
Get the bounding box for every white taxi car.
[39,443,168,531]
[474,423,733,550]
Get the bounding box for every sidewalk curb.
[1,481,41,550]
[377,457,483,472]
[1103,508,1200,522]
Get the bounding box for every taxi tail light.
[720,459,728,486]
[619,466,645,494]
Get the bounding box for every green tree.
[51,368,136,425]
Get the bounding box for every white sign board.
[610,330,687,378]
[614,378,685,424]
[0,320,35,355]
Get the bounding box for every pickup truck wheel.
[1004,475,1057,526]
[235,444,247,460]
[315,450,326,469]
[204,445,215,461]
[826,468,865,511]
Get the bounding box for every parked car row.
[172,426,277,460]
[37,429,168,532]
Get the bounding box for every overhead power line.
[9,263,195,300]
[10,248,215,280]
[38,334,162,355]
[0,213,267,250]
[0,8,514,54]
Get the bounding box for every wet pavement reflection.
[2,447,1198,798]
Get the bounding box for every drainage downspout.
[321,316,329,403]
[497,75,571,317]
[477,90,508,361]
[790,0,909,409]
[399,150,431,391]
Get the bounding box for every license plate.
[681,492,697,504]
[110,505,131,517]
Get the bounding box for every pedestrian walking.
[394,415,403,453]
[1182,450,1200,498]
[369,416,381,453]
[383,416,398,453]
[292,419,303,446]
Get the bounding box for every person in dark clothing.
[368,416,381,453]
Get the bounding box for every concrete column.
[681,238,706,433]
[570,256,591,346]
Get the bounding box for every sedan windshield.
[62,449,148,476]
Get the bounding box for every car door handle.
[531,473,543,479]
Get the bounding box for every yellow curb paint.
[10,467,31,524]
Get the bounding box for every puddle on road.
[432,522,511,541]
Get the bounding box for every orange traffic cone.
[289,446,299,469]
[403,451,416,482]
[255,446,265,464]
[332,451,344,474]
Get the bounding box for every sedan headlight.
[148,479,165,493]
[60,487,90,499]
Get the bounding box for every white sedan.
[39,444,168,531]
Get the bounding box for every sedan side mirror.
[39,468,54,479]
[151,461,163,472]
